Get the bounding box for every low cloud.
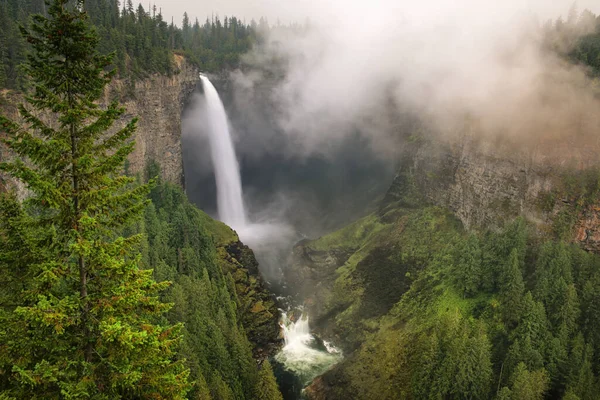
[229,0,600,163]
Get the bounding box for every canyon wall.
[104,56,198,184]
[382,134,600,251]
[1,55,198,194]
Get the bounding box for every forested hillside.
[0,2,283,398]
[138,173,282,399]
[2,1,599,92]
[294,167,600,400]
[0,0,269,90]
[543,7,600,75]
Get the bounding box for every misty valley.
[2,1,600,400]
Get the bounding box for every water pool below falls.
[273,312,342,399]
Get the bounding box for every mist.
[228,0,600,165]
[182,0,600,285]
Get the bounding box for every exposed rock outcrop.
[1,56,198,194]
[382,135,600,251]
[105,55,198,184]
[575,206,600,253]
[221,239,283,358]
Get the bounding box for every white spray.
[197,76,341,387]
[276,312,342,385]
[199,75,247,228]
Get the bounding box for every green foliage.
[499,249,525,326]
[411,316,493,399]
[255,361,283,400]
[0,0,291,90]
[0,1,189,397]
[452,233,483,297]
[509,363,549,400]
[544,8,600,75]
[307,207,462,350]
[139,179,282,399]
[301,199,600,399]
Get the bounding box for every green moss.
[202,216,239,246]
[301,206,464,351]
[310,213,387,251]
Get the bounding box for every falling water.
[198,75,296,281]
[199,75,247,228]
[197,75,342,395]
[275,312,342,387]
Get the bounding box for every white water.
[199,75,295,281]
[199,76,342,387]
[200,75,247,228]
[275,312,342,385]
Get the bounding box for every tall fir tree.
[0,0,190,397]
[453,233,483,297]
[500,249,526,326]
[255,360,284,400]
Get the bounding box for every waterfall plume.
[199,75,247,228]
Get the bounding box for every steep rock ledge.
[104,56,198,184]
[382,136,600,252]
[221,239,283,358]
[0,56,198,194]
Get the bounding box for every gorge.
[2,1,600,399]
[185,75,343,397]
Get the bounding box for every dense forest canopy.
[0,1,283,398]
[1,1,599,92]
[0,0,283,90]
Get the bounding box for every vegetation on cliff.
[295,169,600,400]
[0,0,277,90]
[0,2,282,398]
[138,176,282,399]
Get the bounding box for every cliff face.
[105,55,198,184]
[382,135,600,251]
[0,56,198,194]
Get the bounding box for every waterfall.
[276,312,342,386]
[197,75,295,281]
[281,312,312,348]
[199,75,247,228]
[195,76,342,394]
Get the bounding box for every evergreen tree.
[453,233,483,297]
[500,249,526,326]
[564,334,597,400]
[497,387,512,400]
[0,1,189,397]
[255,360,284,400]
[510,363,549,400]
[182,12,191,45]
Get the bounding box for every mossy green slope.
[141,181,282,399]
[292,172,600,400]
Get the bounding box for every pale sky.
[154,0,600,27]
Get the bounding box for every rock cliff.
[382,134,600,251]
[1,55,198,194]
[105,55,198,184]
